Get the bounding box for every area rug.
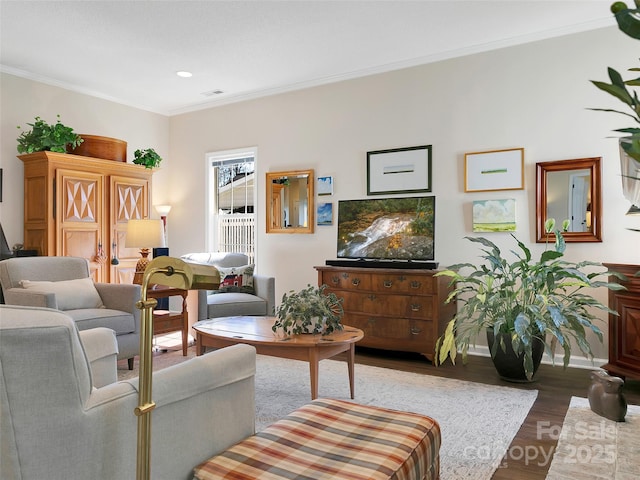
[120,351,537,480]
[545,397,640,480]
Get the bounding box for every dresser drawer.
[153,310,184,335]
[345,313,434,350]
[352,292,433,320]
[321,270,371,291]
[371,273,435,295]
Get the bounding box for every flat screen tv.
[336,196,435,261]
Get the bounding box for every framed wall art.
[367,145,432,195]
[472,198,516,232]
[464,147,524,192]
[317,202,333,225]
[317,176,333,196]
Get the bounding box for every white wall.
[168,26,639,362]
[1,25,638,364]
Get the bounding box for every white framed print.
[317,176,333,196]
[464,148,524,192]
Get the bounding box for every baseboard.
[464,345,607,371]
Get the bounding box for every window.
[206,148,256,263]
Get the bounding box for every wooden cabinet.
[19,152,153,283]
[602,263,640,380]
[315,265,456,360]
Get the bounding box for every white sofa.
[181,252,275,320]
[0,304,256,480]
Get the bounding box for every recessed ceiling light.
[176,71,192,78]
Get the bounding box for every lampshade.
[125,219,166,249]
[125,219,166,283]
[154,205,172,217]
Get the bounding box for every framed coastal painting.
[472,198,516,232]
[464,148,524,192]
[367,145,432,195]
[317,176,333,196]
[317,202,333,226]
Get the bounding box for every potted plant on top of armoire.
[434,219,626,382]
[16,115,83,154]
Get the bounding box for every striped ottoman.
[194,398,441,480]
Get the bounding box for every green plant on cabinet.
[133,148,162,169]
[16,115,83,154]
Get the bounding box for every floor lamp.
[134,256,220,480]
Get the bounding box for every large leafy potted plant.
[16,115,83,154]
[435,220,626,382]
[272,284,344,336]
[591,2,640,213]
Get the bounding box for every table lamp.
[134,256,220,480]
[125,219,166,284]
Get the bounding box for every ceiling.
[0,1,615,116]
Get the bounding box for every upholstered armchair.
[0,305,256,480]
[181,252,275,320]
[0,256,141,368]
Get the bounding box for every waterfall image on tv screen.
[337,196,435,261]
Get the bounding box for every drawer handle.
[410,326,422,335]
[341,273,350,279]
[410,281,421,289]
[352,278,361,286]
[383,280,393,288]
[368,294,377,301]
[410,304,421,312]
[330,276,340,285]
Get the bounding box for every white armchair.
[0,305,256,480]
[0,256,141,368]
[180,252,275,320]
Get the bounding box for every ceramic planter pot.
[291,316,327,334]
[619,137,640,207]
[486,329,545,383]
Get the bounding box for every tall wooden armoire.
[19,151,153,283]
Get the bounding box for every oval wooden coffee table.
[193,316,364,400]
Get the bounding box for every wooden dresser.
[19,151,153,284]
[315,265,456,361]
[602,263,640,380]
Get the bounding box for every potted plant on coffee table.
[272,284,344,336]
[434,219,626,382]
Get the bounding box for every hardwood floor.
[353,347,640,480]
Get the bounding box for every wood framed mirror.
[266,169,314,234]
[536,157,602,243]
